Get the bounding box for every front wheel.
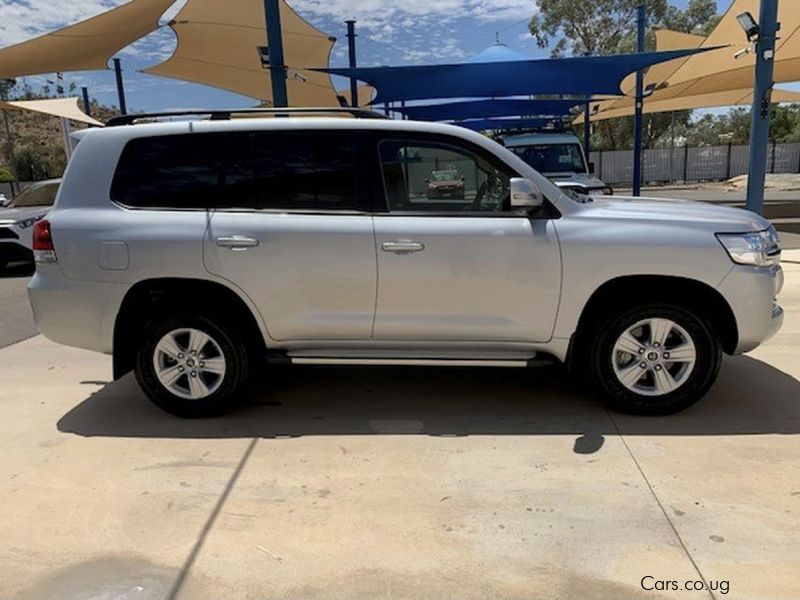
[134,315,249,417]
[590,305,722,415]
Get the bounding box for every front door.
[203,129,376,341]
[370,136,561,343]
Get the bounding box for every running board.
[289,358,531,367]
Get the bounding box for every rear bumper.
[717,264,784,354]
[28,265,129,354]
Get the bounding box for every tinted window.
[250,132,358,211]
[378,140,510,213]
[10,182,59,208]
[510,143,586,174]
[111,134,222,209]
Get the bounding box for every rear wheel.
[590,305,722,415]
[135,315,248,417]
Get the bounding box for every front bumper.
[717,263,784,353]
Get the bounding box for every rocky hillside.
[0,98,119,182]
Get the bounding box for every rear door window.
[250,131,359,211]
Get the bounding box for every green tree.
[530,1,721,150]
[529,0,668,57]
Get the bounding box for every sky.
[0,0,738,112]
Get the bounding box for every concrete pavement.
[0,259,798,599]
[0,264,36,350]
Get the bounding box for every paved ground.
[0,263,35,349]
[0,255,798,599]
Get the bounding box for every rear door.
[369,133,561,343]
[204,129,377,341]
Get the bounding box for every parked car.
[426,169,465,199]
[0,179,60,270]
[502,132,612,195]
[0,192,9,207]
[28,111,783,418]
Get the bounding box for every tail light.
[33,219,57,263]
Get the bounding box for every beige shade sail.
[0,97,103,126]
[0,0,175,79]
[577,88,800,123]
[615,0,800,107]
[143,0,339,106]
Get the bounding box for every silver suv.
[28,109,784,417]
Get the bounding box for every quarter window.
[378,140,510,213]
[111,134,222,209]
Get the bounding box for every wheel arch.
[113,277,267,379]
[568,275,738,369]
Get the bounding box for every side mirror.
[588,161,596,174]
[510,177,544,210]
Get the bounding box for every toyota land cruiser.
[28,109,784,417]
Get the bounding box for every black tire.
[134,314,249,417]
[589,304,722,415]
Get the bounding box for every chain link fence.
[589,142,800,186]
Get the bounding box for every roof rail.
[105,107,389,127]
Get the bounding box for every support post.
[726,142,733,180]
[746,0,780,215]
[60,117,73,160]
[113,58,127,115]
[583,100,591,158]
[346,20,358,108]
[263,0,288,108]
[81,86,91,117]
[632,3,646,196]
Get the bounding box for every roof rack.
[106,107,389,127]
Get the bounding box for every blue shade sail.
[455,117,567,131]
[317,48,717,104]
[394,98,586,121]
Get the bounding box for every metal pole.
[746,0,780,215]
[263,0,288,107]
[113,58,127,115]
[60,117,73,160]
[632,3,646,196]
[583,100,591,158]
[81,86,91,117]
[669,110,676,183]
[346,20,358,108]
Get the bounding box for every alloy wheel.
[152,327,226,399]
[611,317,697,397]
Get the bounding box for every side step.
[288,358,531,367]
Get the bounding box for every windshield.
[9,182,59,208]
[430,170,460,182]
[510,143,586,174]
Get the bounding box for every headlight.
[716,227,781,266]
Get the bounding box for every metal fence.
[589,142,800,186]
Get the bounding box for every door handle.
[381,240,425,254]
[216,235,259,250]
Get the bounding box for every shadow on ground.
[57,355,800,443]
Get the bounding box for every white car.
[0,192,9,207]
[502,132,612,195]
[0,179,60,270]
